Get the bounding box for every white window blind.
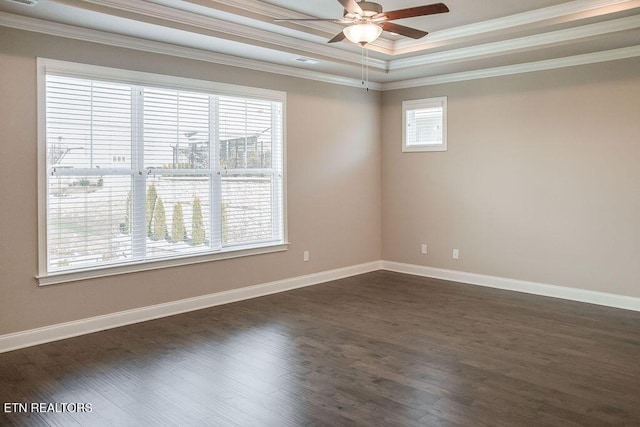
[218,96,283,246]
[46,76,134,270]
[42,65,285,279]
[402,97,447,152]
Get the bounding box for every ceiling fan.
[275,0,449,45]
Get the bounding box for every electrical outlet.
[303,251,310,262]
[452,249,459,260]
[421,244,427,254]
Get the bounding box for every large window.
[402,97,447,152]
[38,59,285,284]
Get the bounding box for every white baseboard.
[0,261,383,353]
[381,261,640,312]
[3,259,637,353]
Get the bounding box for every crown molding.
[389,14,640,70]
[1,11,637,93]
[382,45,640,90]
[53,0,389,69]
[199,0,639,56]
[0,12,383,90]
[29,0,640,71]
[393,0,640,54]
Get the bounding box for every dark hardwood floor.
[2,271,640,426]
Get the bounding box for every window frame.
[37,58,288,286]
[402,96,448,153]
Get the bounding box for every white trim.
[3,259,639,353]
[80,0,637,59]
[39,57,287,101]
[0,13,382,90]
[2,11,638,91]
[37,58,289,285]
[0,261,383,353]
[67,0,389,69]
[36,56,47,277]
[381,261,640,312]
[402,97,448,153]
[27,0,637,60]
[38,243,291,286]
[393,0,639,54]
[389,15,640,70]
[10,0,631,60]
[382,45,640,90]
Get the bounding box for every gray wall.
[0,27,382,335]
[382,58,640,298]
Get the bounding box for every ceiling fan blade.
[337,0,363,16]
[380,22,428,39]
[376,3,449,21]
[327,31,346,43]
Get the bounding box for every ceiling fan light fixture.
[343,23,382,45]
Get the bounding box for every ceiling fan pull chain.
[366,46,370,92]
[361,45,365,87]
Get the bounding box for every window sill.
[37,242,289,286]
[402,145,447,152]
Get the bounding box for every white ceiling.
[1,0,639,88]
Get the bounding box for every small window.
[402,97,447,152]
